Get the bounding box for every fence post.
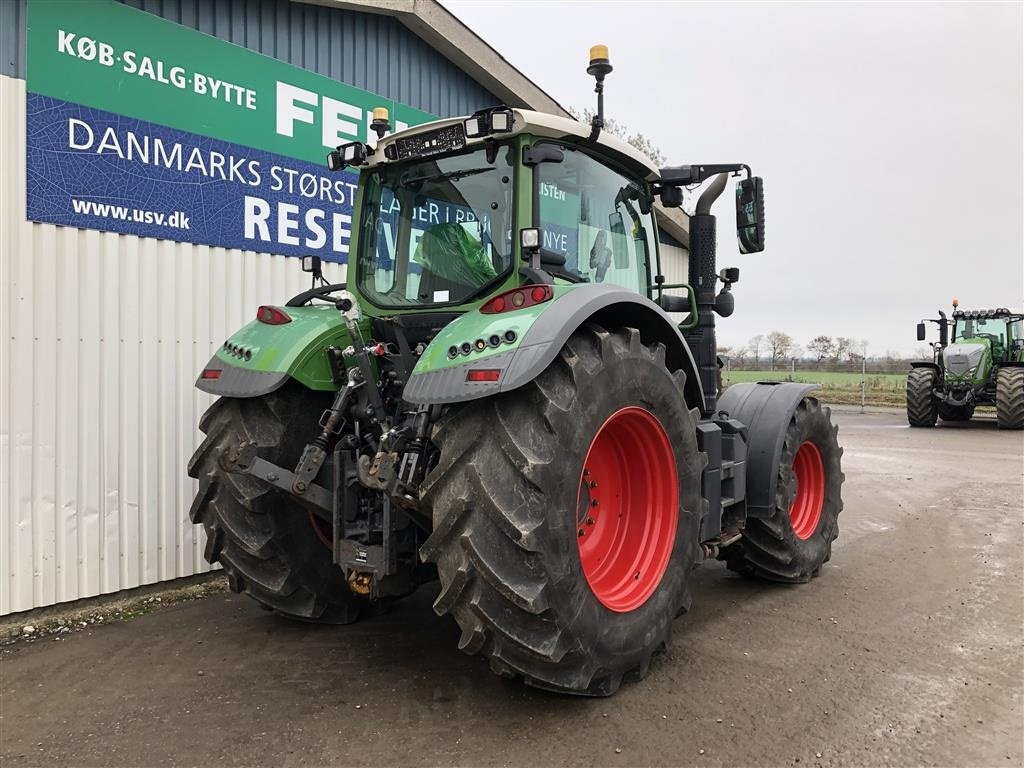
[726,356,731,386]
[861,355,866,413]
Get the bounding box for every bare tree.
[570,108,667,166]
[747,334,765,368]
[767,331,795,371]
[807,335,835,363]
[833,336,853,364]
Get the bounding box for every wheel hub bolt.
[590,499,599,507]
[586,517,595,526]
[578,529,586,537]
[589,480,598,488]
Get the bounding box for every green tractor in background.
[188,48,845,695]
[908,301,1024,429]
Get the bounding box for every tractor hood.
[943,343,986,378]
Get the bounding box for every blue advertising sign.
[26,95,359,261]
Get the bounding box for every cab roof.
[368,108,663,182]
[952,308,1021,319]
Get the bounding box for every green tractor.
[908,302,1024,429]
[188,49,844,695]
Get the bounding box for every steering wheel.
[285,283,349,307]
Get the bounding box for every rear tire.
[995,368,1024,429]
[420,325,703,696]
[723,398,843,583]
[938,401,975,422]
[906,368,938,427]
[188,384,371,623]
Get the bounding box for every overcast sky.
[444,1,1023,356]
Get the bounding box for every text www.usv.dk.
[71,198,191,229]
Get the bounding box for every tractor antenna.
[587,45,613,141]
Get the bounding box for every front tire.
[420,325,703,696]
[995,368,1024,429]
[188,384,371,623]
[906,368,938,427]
[723,397,843,582]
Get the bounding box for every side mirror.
[916,322,927,342]
[735,177,765,254]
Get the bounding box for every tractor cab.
[333,107,666,327]
[952,308,1022,363]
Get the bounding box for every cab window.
[535,147,655,294]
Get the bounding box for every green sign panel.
[27,0,435,165]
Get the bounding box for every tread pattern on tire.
[420,325,703,696]
[906,368,938,427]
[188,385,366,624]
[723,398,844,583]
[995,368,1024,429]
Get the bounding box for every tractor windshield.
[956,317,1007,344]
[954,316,1012,360]
[356,144,515,308]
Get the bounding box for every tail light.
[466,369,501,382]
[201,368,222,380]
[257,305,292,325]
[480,285,553,314]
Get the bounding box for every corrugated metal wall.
[0,0,499,615]
[2,0,500,116]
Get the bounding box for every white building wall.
[0,74,345,615]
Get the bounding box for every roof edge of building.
[294,0,570,116]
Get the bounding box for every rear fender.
[195,306,354,398]
[717,382,818,519]
[402,284,706,411]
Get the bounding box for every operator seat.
[984,335,1006,362]
[415,222,495,302]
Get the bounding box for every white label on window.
[433,290,450,302]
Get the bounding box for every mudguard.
[717,381,818,519]
[195,306,354,398]
[402,283,706,410]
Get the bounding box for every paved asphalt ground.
[2,408,1022,767]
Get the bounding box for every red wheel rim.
[789,441,825,540]
[575,407,679,612]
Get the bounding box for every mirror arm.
[658,163,751,187]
